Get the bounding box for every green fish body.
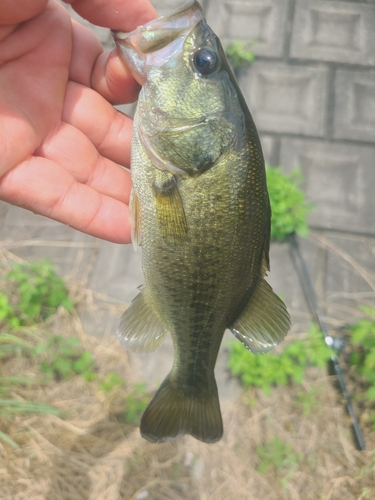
[113,0,290,443]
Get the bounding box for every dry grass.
[2,334,374,500]
[1,241,375,500]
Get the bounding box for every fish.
[113,0,290,444]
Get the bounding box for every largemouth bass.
[113,0,290,444]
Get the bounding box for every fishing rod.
[289,232,366,451]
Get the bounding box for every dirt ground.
[1,319,374,499]
[1,247,375,500]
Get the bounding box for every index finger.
[65,0,157,31]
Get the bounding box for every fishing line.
[289,232,366,451]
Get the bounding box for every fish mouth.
[112,0,204,84]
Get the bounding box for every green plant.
[34,335,95,381]
[0,331,36,358]
[228,324,332,394]
[124,383,149,424]
[0,329,61,448]
[0,329,94,446]
[225,40,255,70]
[100,372,124,392]
[0,295,19,328]
[0,398,60,416]
[2,260,73,327]
[349,306,375,402]
[256,436,300,484]
[294,387,320,416]
[0,376,60,449]
[266,165,312,242]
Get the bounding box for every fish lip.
[111,0,201,41]
[112,0,204,83]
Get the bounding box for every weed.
[34,334,95,381]
[348,306,375,428]
[228,324,332,394]
[2,260,73,327]
[349,306,375,398]
[0,295,19,328]
[225,40,255,70]
[256,436,300,484]
[0,398,60,416]
[360,487,372,499]
[0,331,36,358]
[0,329,61,448]
[124,383,149,424]
[266,165,312,242]
[294,387,320,417]
[100,372,124,392]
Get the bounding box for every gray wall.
[206,0,375,236]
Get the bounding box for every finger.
[36,120,132,204]
[63,81,133,167]
[65,0,157,31]
[0,0,48,26]
[69,19,103,87]
[0,156,131,243]
[69,19,140,104]
[91,49,141,104]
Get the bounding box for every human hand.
[0,0,157,243]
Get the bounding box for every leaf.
[72,351,94,376]
[225,40,256,70]
[0,430,20,449]
[360,305,375,318]
[0,399,60,415]
[266,165,312,241]
[365,386,375,401]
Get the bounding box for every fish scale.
[113,0,290,443]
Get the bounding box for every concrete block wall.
[207,0,375,236]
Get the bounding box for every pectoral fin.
[229,278,290,354]
[117,287,167,353]
[129,189,142,250]
[152,176,187,244]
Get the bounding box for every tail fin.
[140,373,223,444]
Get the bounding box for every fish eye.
[192,48,218,76]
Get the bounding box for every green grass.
[228,324,332,395]
[34,334,95,382]
[0,258,152,451]
[0,261,76,447]
[348,306,375,428]
[256,436,300,484]
[124,383,149,424]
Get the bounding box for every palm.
[0,0,156,243]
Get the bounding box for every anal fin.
[229,278,290,354]
[117,287,167,353]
